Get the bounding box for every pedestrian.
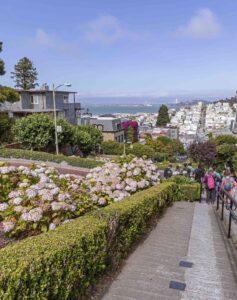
[204,168,216,204]
[213,168,222,194]
[221,169,235,198]
[187,163,194,178]
[194,163,205,202]
[164,164,173,179]
[182,163,189,177]
[173,165,181,176]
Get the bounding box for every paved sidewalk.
[102,202,237,300]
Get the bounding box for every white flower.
[98,198,106,206]
[12,197,23,205]
[0,203,9,211]
[49,223,56,230]
[21,208,43,222]
[2,221,15,233]
[41,192,54,202]
[51,201,63,211]
[26,189,37,199]
[9,190,23,199]
[14,205,25,213]
[18,182,28,188]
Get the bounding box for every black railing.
[216,188,237,238]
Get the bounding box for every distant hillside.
[167,99,209,109]
[214,96,237,106]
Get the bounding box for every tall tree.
[0,42,5,75]
[127,125,135,143]
[0,42,19,103]
[11,57,38,89]
[156,105,170,126]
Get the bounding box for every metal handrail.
[216,187,237,238]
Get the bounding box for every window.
[117,123,121,130]
[63,95,69,103]
[97,124,104,131]
[30,95,39,104]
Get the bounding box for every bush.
[0,148,102,169]
[101,141,123,155]
[0,182,177,299]
[152,152,167,162]
[128,143,155,158]
[167,176,200,201]
[12,114,55,150]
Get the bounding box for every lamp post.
[52,83,71,155]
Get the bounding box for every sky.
[1,0,237,100]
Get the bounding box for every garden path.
[102,202,237,300]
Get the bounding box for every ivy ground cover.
[0,157,160,239]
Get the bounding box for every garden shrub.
[0,182,177,299]
[101,140,123,155]
[167,176,200,201]
[0,148,102,169]
[128,143,155,158]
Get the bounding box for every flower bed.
[0,157,160,238]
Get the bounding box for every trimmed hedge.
[166,176,200,202]
[0,182,197,299]
[0,148,102,169]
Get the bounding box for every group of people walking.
[195,164,236,204]
[164,162,236,203]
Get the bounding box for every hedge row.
[0,148,102,169]
[0,182,200,299]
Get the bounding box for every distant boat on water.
[143,102,153,107]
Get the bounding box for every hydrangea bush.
[0,157,159,238]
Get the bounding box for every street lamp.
[52,83,71,155]
[123,139,132,157]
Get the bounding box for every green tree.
[216,144,236,165]
[13,114,54,150]
[214,135,237,146]
[11,57,38,89]
[57,118,74,146]
[127,125,135,143]
[0,42,5,76]
[73,127,93,154]
[0,86,20,103]
[0,113,14,143]
[156,105,170,126]
[0,42,19,103]
[77,125,103,151]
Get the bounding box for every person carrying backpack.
[204,168,216,204]
[194,163,205,202]
[221,169,235,198]
[164,164,173,179]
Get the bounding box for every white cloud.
[175,8,221,39]
[30,29,79,55]
[85,15,139,44]
[33,29,53,47]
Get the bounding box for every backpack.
[164,168,173,178]
[206,174,215,189]
[223,177,232,192]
